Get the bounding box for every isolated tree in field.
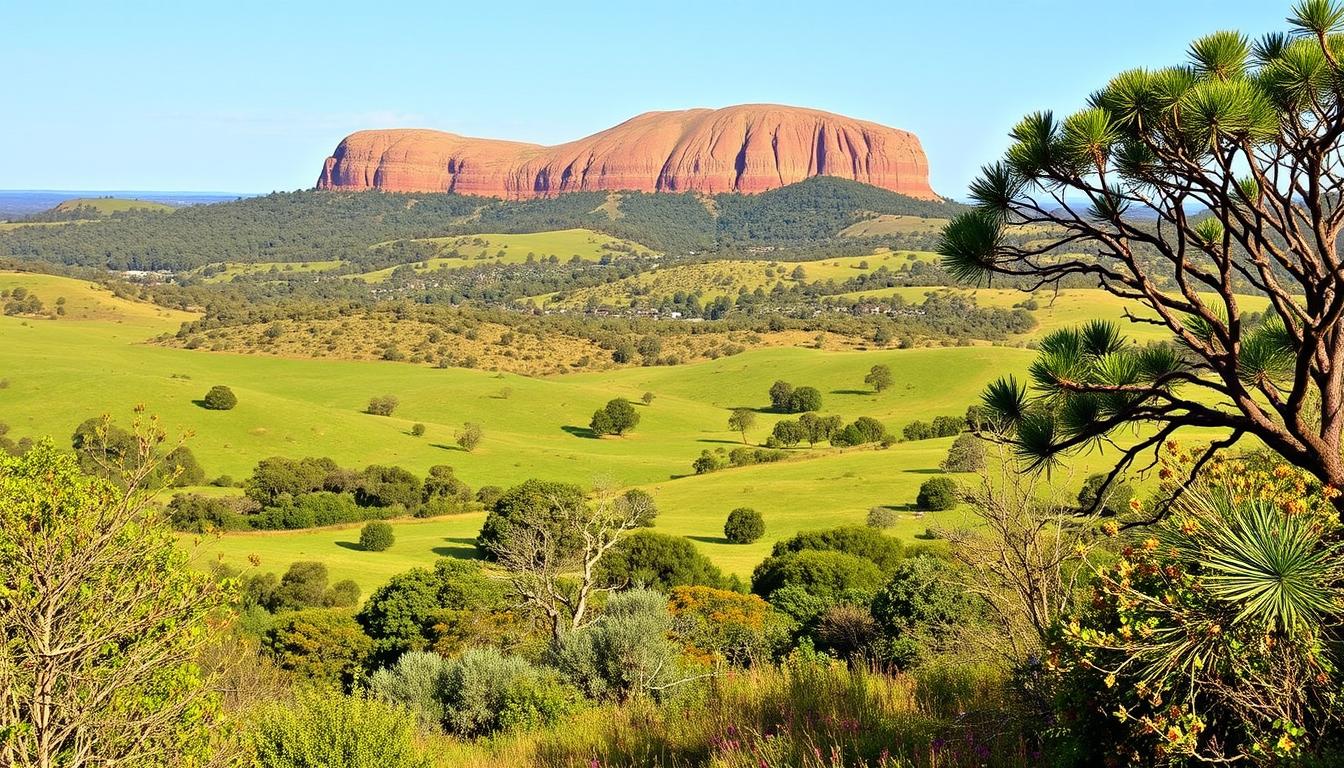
[360,520,395,551]
[456,422,483,452]
[917,477,959,511]
[366,394,399,416]
[723,507,765,544]
[728,407,756,443]
[0,432,227,767]
[864,364,894,393]
[201,384,237,410]
[590,398,640,436]
[641,391,656,405]
[939,4,1344,515]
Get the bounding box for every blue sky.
[1,1,1293,198]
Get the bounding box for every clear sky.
[0,0,1295,199]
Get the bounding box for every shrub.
[439,648,580,737]
[916,477,959,511]
[751,550,885,606]
[1076,472,1134,516]
[356,465,422,510]
[261,609,373,688]
[870,557,978,648]
[356,559,507,664]
[456,422,483,452]
[788,386,823,413]
[166,493,253,532]
[596,530,724,591]
[201,385,237,411]
[669,586,779,665]
[940,433,986,473]
[368,651,450,731]
[770,526,903,572]
[250,691,428,768]
[555,589,691,701]
[360,521,395,551]
[815,604,880,660]
[724,507,765,544]
[410,423,426,437]
[366,395,399,416]
[866,506,898,529]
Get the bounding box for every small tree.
[917,477,959,511]
[590,398,640,436]
[941,433,987,473]
[641,391,656,405]
[789,386,823,413]
[727,408,756,444]
[410,423,426,437]
[201,384,237,410]
[0,432,228,767]
[456,422,483,452]
[768,380,795,411]
[864,364,894,393]
[724,507,765,544]
[771,419,803,447]
[360,521,395,552]
[366,395,399,417]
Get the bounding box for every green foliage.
[0,441,227,766]
[751,550,885,608]
[249,690,429,768]
[455,421,483,452]
[724,507,765,544]
[902,415,963,441]
[870,557,978,667]
[769,419,804,447]
[167,492,254,532]
[366,394,399,416]
[865,364,894,393]
[770,525,904,572]
[727,407,756,442]
[866,506,899,530]
[355,464,422,510]
[618,487,658,527]
[1058,457,1344,764]
[201,384,237,410]
[439,648,581,737]
[830,416,888,446]
[940,432,986,473]
[916,477,959,511]
[590,397,640,436]
[262,609,372,688]
[368,650,450,730]
[476,479,588,557]
[596,530,725,591]
[555,589,692,701]
[410,422,426,437]
[356,559,507,664]
[1077,472,1134,515]
[360,520,395,551]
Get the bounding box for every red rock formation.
[317,104,938,200]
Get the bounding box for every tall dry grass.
[438,657,1033,768]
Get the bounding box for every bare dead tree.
[941,445,1103,660]
[490,482,649,643]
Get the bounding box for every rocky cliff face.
[317,104,938,200]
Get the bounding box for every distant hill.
[0,177,966,271]
[318,103,939,200]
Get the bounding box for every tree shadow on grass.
[432,537,484,560]
[902,468,944,475]
[190,399,210,409]
[430,443,465,452]
[688,535,731,545]
[696,438,742,446]
[830,389,872,396]
[562,425,598,439]
[334,541,364,551]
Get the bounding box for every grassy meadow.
[0,269,1232,590]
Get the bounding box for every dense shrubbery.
[595,530,725,591]
[903,415,964,441]
[201,384,237,410]
[360,521,395,551]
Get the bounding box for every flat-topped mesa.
[316,104,939,200]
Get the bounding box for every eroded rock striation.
[317,104,937,200]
